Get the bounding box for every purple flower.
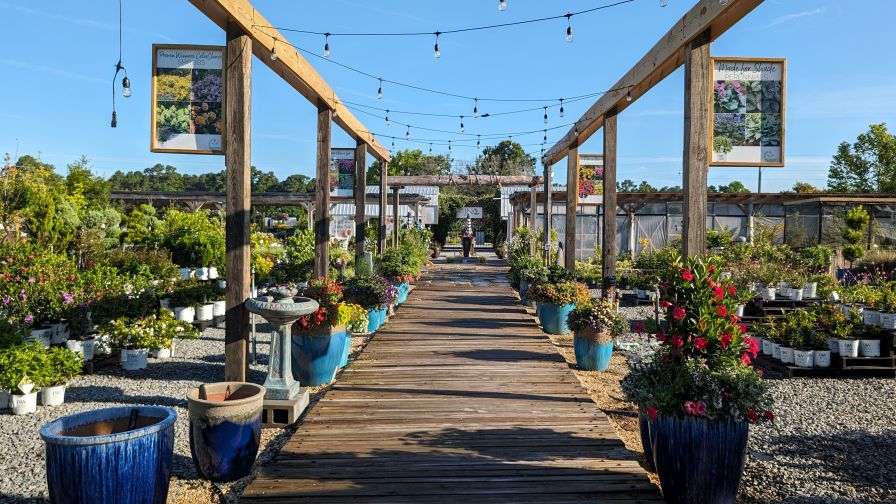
[19,289,26,301]
[28,277,35,284]
[1,295,9,305]
[62,292,74,304]
[24,315,33,324]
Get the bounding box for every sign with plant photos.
[330,148,356,197]
[710,57,785,167]
[578,154,604,204]
[151,45,225,154]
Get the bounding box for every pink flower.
[720,333,732,349]
[716,306,728,317]
[684,400,706,416]
[24,315,33,324]
[739,324,747,334]
[693,337,708,351]
[660,300,672,309]
[727,284,737,296]
[681,269,694,282]
[633,322,645,334]
[28,277,35,284]
[740,353,752,366]
[713,286,724,299]
[646,407,658,420]
[745,336,759,357]
[68,275,76,282]
[672,306,686,320]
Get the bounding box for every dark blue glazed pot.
[40,406,176,504]
[638,412,655,472]
[538,303,576,334]
[339,331,351,368]
[520,280,531,306]
[650,415,749,504]
[187,382,264,483]
[292,325,346,386]
[573,329,613,371]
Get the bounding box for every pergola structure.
[187,0,393,382]
[540,0,763,293]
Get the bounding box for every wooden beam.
[564,145,579,272]
[542,0,764,166]
[314,107,332,277]
[379,162,388,253]
[529,184,537,255]
[186,0,390,162]
[224,21,251,383]
[543,165,552,265]
[392,186,400,248]
[386,175,542,187]
[682,30,711,257]
[602,109,618,297]
[354,141,367,261]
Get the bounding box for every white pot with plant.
[179,267,193,280]
[196,303,214,322]
[27,327,52,349]
[213,300,226,317]
[859,339,881,357]
[208,266,219,280]
[48,321,69,345]
[0,342,43,415]
[713,136,733,162]
[174,306,195,323]
[838,339,860,358]
[814,349,831,367]
[778,346,794,364]
[762,338,774,356]
[37,346,83,407]
[803,281,818,299]
[196,267,210,281]
[64,338,96,362]
[792,349,814,368]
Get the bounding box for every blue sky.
[1,0,894,192]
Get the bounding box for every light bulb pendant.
[429,143,433,155]
[405,126,411,140]
[660,0,668,7]
[565,14,574,43]
[626,90,632,102]
[543,107,548,124]
[324,33,331,58]
[574,123,579,136]
[448,140,452,153]
[121,76,131,98]
[476,135,481,150]
[499,0,507,11]
[473,98,479,118]
[385,110,390,126]
[459,116,465,133]
[434,32,441,59]
[559,98,564,117]
[110,110,117,128]
[270,40,278,61]
[377,78,383,100]
[543,130,547,143]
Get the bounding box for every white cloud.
[764,7,826,28]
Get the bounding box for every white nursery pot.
[175,306,195,323]
[0,390,8,410]
[879,313,896,330]
[792,349,814,368]
[95,334,113,355]
[196,304,214,322]
[762,287,776,301]
[65,339,95,362]
[735,305,745,317]
[49,322,69,345]
[790,289,804,301]
[121,349,149,371]
[803,282,817,298]
[208,267,219,280]
[213,300,226,317]
[41,385,66,406]
[859,339,881,357]
[827,338,840,354]
[153,346,173,359]
[762,339,774,355]
[196,267,210,281]
[159,298,172,309]
[10,392,37,415]
[838,339,860,358]
[179,267,193,280]
[814,350,831,368]
[218,280,227,290]
[777,286,792,298]
[863,309,881,326]
[771,343,781,360]
[779,346,794,364]
[28,328,52,349]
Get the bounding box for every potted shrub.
[170,282,201,324]
[343,276,397,333]
[145,310,199,359]
[814,303,852,355]
[36,346,83,406]
[293,278,351,386]
[788,275,806,301]
[622,256,772,503]
[809,331,831,368]
[341,303,368,367]
[105,317,153,371]
[64,303,96,362]
[518,262,547,308]
[0,341,44,415]
[527,281,589,335]
[877,284,896,330]
[567,298,626,371]
[206,283,227,318]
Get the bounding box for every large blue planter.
[367,307,386,332]
[291,326,346,386]
[339,331,351,368]
[573,330,614,371]
[537,303,575,334]
[638,412,655,472]
[40,406,176,504]
[393,281,410,304]
[520,280,531,306]
[187,382,264,483]
[650,415,749,504]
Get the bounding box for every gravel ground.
[0,321,375,504]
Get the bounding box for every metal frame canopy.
[187,0,391,162]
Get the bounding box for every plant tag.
[17,375,34,395]
[831,291,840,302]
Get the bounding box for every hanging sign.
[709,57,786,167]
[151,45,225,154]
[578,154,604,204]
[330,148,356,197]
[456,207,483,219]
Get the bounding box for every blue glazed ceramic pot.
[187,382,265,483]
[650,415,749,504]
[392,281,410,304]
[292,325,346,386]
[638,412,655,472]
[537,303,575,334]
[40,406,176,504]
[367,308,386,332]
[339,331,351,368]
[573,328,613,371]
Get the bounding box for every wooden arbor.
[188,0,391,382]
[541,0,764,287]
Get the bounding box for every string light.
[543,107,548,124]
[391,137,395,150]
[559,98,564,117]
[385,110,390,126]
[429,143,433,155]
[433,32,441,59]
[270,39,278,60]
[499,0,507,11]
[574,122,579,136]
[476,135,481,149]
[122,76,131,98]
[110,0,129,128]
[473,98,479,118]
[626,89,632,102]
[543,130,547,143]
[377,78,383,100]
[565,14,574,43]
[459,116,465,133]
[323,33,331,58]
[405,125,411,140]
[448,139,452,154]
[660,0,668,6]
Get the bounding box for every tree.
[0,154,27,241]
[251,166,280,193]
[711,181,750,193]
[828,123,896,193]
[791,181,823,194]
[272,174,312,192]
[368,149,451,184]
[65,156,110,212]
[617,180,657,192]
[471,141,535,176]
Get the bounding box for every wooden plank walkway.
[242,262,662,503]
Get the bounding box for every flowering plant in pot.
[292,278,350,385]
[34,346,83,406]
[342,275,396,332]
[567,298,626,371]
[0,341,45,414]
[622,256,773,504]
[527,281,589,335]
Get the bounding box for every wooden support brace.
[565,145,579,272]
[314,106,332,278]
[354,142,367,260]
[378,162,388,253]
[602,108,618,297]
[682,29,711,257]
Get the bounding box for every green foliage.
[105,310,198,351]
[0,318,27,349]
[828,123,896,193]
[367,149,451,184]
[841,206,870,264]
[35,346,82,387]
[0,341,46,393]
[526,281,589,306]
[567,298,626,336]
[471,140,536,176]
[158,208,225,267]
[273,229,315,284]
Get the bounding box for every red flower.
[720,333,732,349]
[716,306,728,317]
[656,331,667,342]
[684,400,706,416]
[669,334,684,348]
[764,410,775,422]
[739,324,747,334]
[730,314,741,324]
[693,337,708,351]
[713,286,724,300]
[646,407,658,420]
[672,306,686,320]
[745,336,759,357]
[746,409,759,422]
[660,300,672,309]
[681,269,694,282]
[740,353,752,366]
[633,322,645,334]
[727,284,737,296]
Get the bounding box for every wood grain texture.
[223,21,251,382]
[391,186,400,248]
[682,30,711,257]
[529,184,538,255]
[543,164,553,265]
[565,145,579,271]
[602,109,618,295]
[314,107,332,278]
[241,263,661,502]
[378,162,388,254]
[354,142,367,259]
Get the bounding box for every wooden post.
[392,186,400,247]
[378,162,388,253]
[565,145,579,271]
[314,106,332,278]
[602,109,618,298]
[682,29,711,257]
[354,142,367,260]
[224,21,252,382]
[529,184,537,255]
[746,202,755,243]
[628,210,636,258]
[543,164,552,265]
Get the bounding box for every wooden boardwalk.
[242,262,661,503]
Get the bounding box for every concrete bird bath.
[245,288,318,427]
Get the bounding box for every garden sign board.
[330,148,356,197]
[710,57,785,167]
[151,45,224,154]
[456,207,483,219]
[578,154,604,204]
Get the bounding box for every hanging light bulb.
[110,110,117,128]
[558,98,564,118]
[473,98,479,118]
[543,130,547,143]
[448,139,452,154]
[499,0,507,11]
[626,89,633,102]
[270,39,278,61]
[323,33,331,58]
[121,75,131,98]
[433,32,441,59]
[574,123,579,136]
[377,78,383,100]
[565,14,574,43]
[385,110,390,126]
[391,137,395,150]
[660,0,668,7]
[459,116,465,133]
[543,107,548,124]
[476,135,481,150]
[405,125,411,140]
[429,143,433,155]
